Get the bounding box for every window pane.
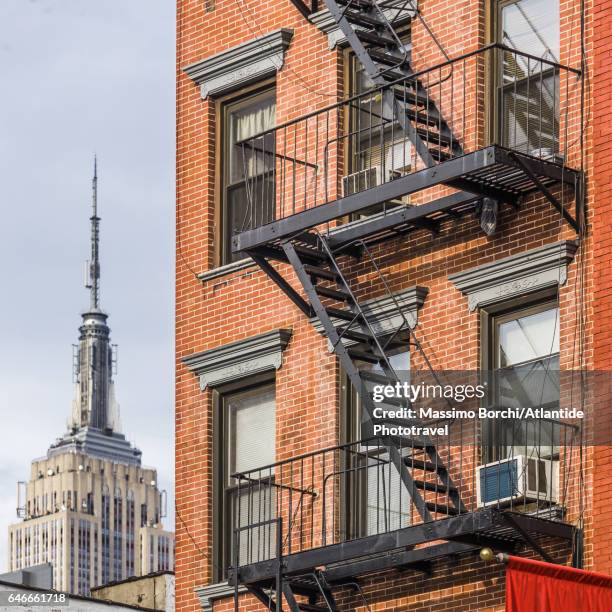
[501,0,559,62]
[223,90,276,264]
[234,487,276,566]
[228,385,275,476]
[229,94,276,184]
[366,453,411,535]
[347,35,412,215]
[226,178,274,257]
[498,0,560,154]
[498,307,559,367]
[493,304,560,461]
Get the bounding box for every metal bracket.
[503,512,554,564]
[508,152,580,234]
[250,252,315,318]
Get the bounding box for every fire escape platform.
[232,508,575,586]
[233,146,581,257]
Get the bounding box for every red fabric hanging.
[505,555,612,612]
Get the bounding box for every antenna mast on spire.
[86,157,101,310]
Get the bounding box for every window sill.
[198,257,257,283]
[195,582,247,611]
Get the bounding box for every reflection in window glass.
[498,0,560,155]
[501,0,559,62]
[347,36,412,212]
[492,303,560,460]
[498,306,559,367]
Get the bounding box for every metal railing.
[234,43,581,236]
[230,412,580,569]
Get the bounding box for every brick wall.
[177,0,601,610]
[592,0,612,576]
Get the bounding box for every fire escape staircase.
[282,232,466,524]
[229,1,583,609]
[326,0,464,167]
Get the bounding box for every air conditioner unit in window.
[342,166,405,202]
[476,455,559,508]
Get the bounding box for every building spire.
[69,157,118,433]
[87,156,101,310]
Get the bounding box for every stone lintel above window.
[311,286,428,345]
[182,329,292,390]
[449,240,578,312]
[183,29,294,99]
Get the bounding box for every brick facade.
[176,1,606,610]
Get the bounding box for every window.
[342,351,412,539]
[345,31,412,216]
[483,295,560,460]
[220,87,276,265]
[126,491,135,577]
[214,380,276,579]
[113,487,123,580]
[493,0,560,155]
[101,486,110,585]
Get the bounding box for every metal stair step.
[315,285,353,302]
[403,457,441,472]
[413,479,457,494]
[344,12,386,29]
[426,501,460,516]
[429,147,453,161]
[405,106,442,126]
[356,29,396,48]
[303,264,340,281]
[360,369,393,385]
[325,306,362,322]
[379,68,411,82]
[298,605,328,612]
[336,326,374,344]
[286,578,320,597]
[393,87,433,108]
[347,347,382,364]
[369,49,409,68]
[336,0,376,9]
[415,126,453,147]
[294,244,329,262]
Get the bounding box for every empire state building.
[7,163,174,595]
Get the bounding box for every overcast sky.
[0,0,175,569]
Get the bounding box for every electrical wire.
[176,505,223,576]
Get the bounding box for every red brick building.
[176,0,611,610]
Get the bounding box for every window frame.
[215,80,276,267]
[339,347,411,540]
[486,0,561,149]
[480,287,559,461]
[211,373,276,581]
[342,29,412,221]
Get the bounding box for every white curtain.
[230,95,276,183]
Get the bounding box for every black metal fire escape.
[326,0,464,166]
[229,1,583,609]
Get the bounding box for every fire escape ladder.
[324,0,464,167]
[281,231,467,523]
